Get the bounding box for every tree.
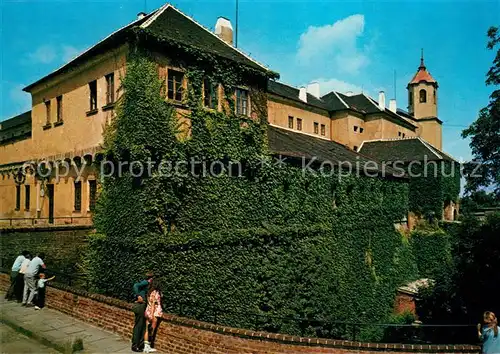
[462,27,500,196]
[460,190,500,214]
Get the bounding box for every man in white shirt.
[22,252,46,306]
[5,251,29,302]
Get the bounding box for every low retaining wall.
[0,274,479,353]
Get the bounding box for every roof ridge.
[363,93,382,111]
[24,9,158,92]
[333,91,349,108]
[417,137,446,160]
[149,4,270,72]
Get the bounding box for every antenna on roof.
[393,70,397,100]
[235,0,239,48]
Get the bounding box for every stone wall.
[0,226,90,275]
[0,274,479,354]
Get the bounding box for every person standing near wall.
[478,311,500,353]
[22,252,46,307]
[5,250,30,302]
[131,272,154,352]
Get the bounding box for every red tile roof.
[409,67,437,84]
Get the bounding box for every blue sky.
[1,0,498,162]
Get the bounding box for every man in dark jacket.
[131,272,153,352]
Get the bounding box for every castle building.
[0,3,457,225]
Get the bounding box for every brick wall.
[394,291,417,316]
[0,274,479,353]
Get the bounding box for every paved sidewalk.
[0,294,132,353]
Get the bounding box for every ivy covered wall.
[85,42,416,341]
[408,161,461,218]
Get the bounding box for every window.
[360,127,364,133]
[433,90,436,104]
[45,100,51,125]
[25,185,30,210]
[353,146,358,151]
[235,88,249,116]
[74,181,82,211]
[398,132,402,137]
[419,89,427,103]
[354,126,358,132]
[314,122,319,134]
[320,124,326,136]
[402,133,406,138]
[105,73,115,105]
[56,96,63,123]
[409,91,413,106]
[15,185,21,210]
[203,78,218,109]
[167,69,184,101]
[288,116,294,129]
[89,80,97,111]
[89,180,97,212]
[297,118,302,131]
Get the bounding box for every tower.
[407,51,442,149]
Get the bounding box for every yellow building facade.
[0,3,448,224]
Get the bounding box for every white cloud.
[62,45,83,62]
[28,45,57,64]
[26,44,85,65]
[311,78,363,96]
[296,14,369,75]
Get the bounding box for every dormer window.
[419,89,427,103]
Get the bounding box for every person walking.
[131,272,153,352]
[143,278,163,353]
[22,252,46,307]
[5,251,29,302]
[478,311,500,353]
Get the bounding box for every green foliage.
[410,229,452,279]
[417,213,500,326]
[462,26,500,195]
[0,230,87,275]
[460,190,500,214]
[408,161,460,218]
[86,49,416,341]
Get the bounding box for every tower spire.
[419,48,425,69]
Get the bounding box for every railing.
[168,303,479,345]
[0,216,93,227]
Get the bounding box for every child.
[143,278,162,353]
[34,273,55,310]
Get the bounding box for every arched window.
[409,91,413,106]
[419,89,427,103]
[433,90,436,104]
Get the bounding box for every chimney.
[378,91,386,110]
[389,99,397,113]
[299,87,307,102]
[306,82,320,98]
[215,17,233,46]
[137,12,147,20]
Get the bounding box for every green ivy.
[85,48,418,341]
[408,161,461,218]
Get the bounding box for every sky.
[1,0,499,163]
